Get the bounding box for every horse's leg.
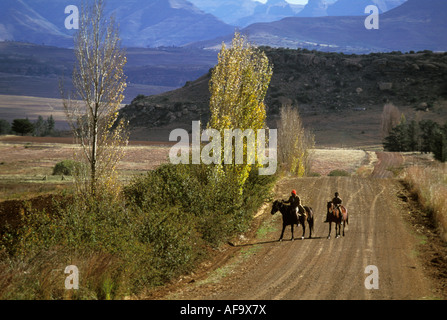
[327,221,332,239]
[279,224,286,241]
[335,210,341,238]
[308,217,313,239]
[301,217,305,240]
[291,224,294,241]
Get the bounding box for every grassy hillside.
[120,48,447,146]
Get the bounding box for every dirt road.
[158,173,440,300]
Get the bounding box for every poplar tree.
[208,32,273,188]
[62,0,128,198]
[277,104,314,176]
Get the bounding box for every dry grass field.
[0,135,172,201]
[0,133,380,201]
[309,148,376,176]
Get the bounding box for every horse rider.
[324,192,343,223]
[283,190,305,217]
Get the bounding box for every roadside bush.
[0,163,276,299]
[124,164,276,247]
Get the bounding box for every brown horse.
[271,200,315,241]
[326,201,348,239]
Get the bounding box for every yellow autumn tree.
[208,32,273,188]
[277,104,315,177]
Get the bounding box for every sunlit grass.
[404,162,447,242]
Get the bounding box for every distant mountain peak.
[193,0,446,53]
[0,0,235,48]
[297,0,329,17]
[168,0,201,12]
[327,0,407,16]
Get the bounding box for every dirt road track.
[160,175,440,300]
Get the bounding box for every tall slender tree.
[62,0,128,197]
[208,32,273,188]
[277,104,314,176]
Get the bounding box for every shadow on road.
[228,236,325,247]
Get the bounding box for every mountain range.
[0,0,235,48]
[188,0,406,26]
[196,0,447,53]
[0,0,414,50]
[0,0,72,47]
[327,0,407,16]
[296,0,407,18]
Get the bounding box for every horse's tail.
[306,206,315,233]
[311,214,315,233]
[342,206,348,225]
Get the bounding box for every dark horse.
[326,202,349,239]
[271,200,315,241]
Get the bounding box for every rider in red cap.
[283,190,305,217]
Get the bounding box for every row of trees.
[383,118,447,162]
[0,116,56,136]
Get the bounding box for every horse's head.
[327,201,334,213]
[271,200,281,215]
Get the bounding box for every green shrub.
[307,172,321,177]
[328,169,350,177]
[52,160,83,176]
[0,163,276,299]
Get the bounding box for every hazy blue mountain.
[1,0,235,48]
[238,0,296,26]
[295,0,406,18]
[194,0,407,26]
[327,0,407,16]
[193,0,446,53]
[296,0,329,17]
[190,0,299,27]
[188,0,258,26]
[0,0,72,46]
[110,0,235,47]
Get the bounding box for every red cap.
[291,190,296,195]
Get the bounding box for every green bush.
[0,163,276,299]
[52,160,83,176]
[328,169,350,177]
[124,164,275,247]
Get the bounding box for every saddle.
[335,205,345,218]
[296,206,307,219]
